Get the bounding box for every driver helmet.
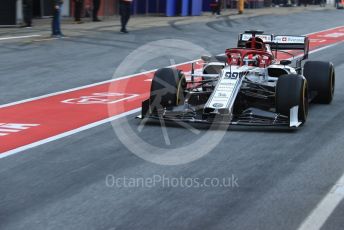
[243,54,259,66]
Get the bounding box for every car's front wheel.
[276,74,309,123]
[149,68,186,109]
[303,61,335,104]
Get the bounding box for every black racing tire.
[303,61,335,104]
[149,67,186,108]
[276,74,309,123]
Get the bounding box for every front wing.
[138,99,302,129]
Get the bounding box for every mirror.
[215,55,228,63]
[201,55,212,62]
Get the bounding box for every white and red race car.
[139,30,335,128]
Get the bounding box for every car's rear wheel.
[276,74,308,123]
[149,68,186,109]
[303,61,335,104]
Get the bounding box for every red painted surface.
[1,26,344,154]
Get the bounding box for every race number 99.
[225,72,239,79]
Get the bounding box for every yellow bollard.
[238,0,244,14]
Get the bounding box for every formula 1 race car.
[139,30,335,128]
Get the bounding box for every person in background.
[93,0,101,22]
[74,0,84,23]
[300,0,308,6]
[52,0,64,37]
[119,0,132,33]
[335,0,339,7]
[23,0,33,27]
[210,0,221,16]
[216,0,222,15]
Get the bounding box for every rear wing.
[237,33,310,59]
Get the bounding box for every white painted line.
[33,37,58,42]
[0,35,41,41]
[308,43,340,55]
[0,59,197,109]
[33,36,71,42]
[0,108,141,159]
[297,174,344,230]
[304,25,344,36]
